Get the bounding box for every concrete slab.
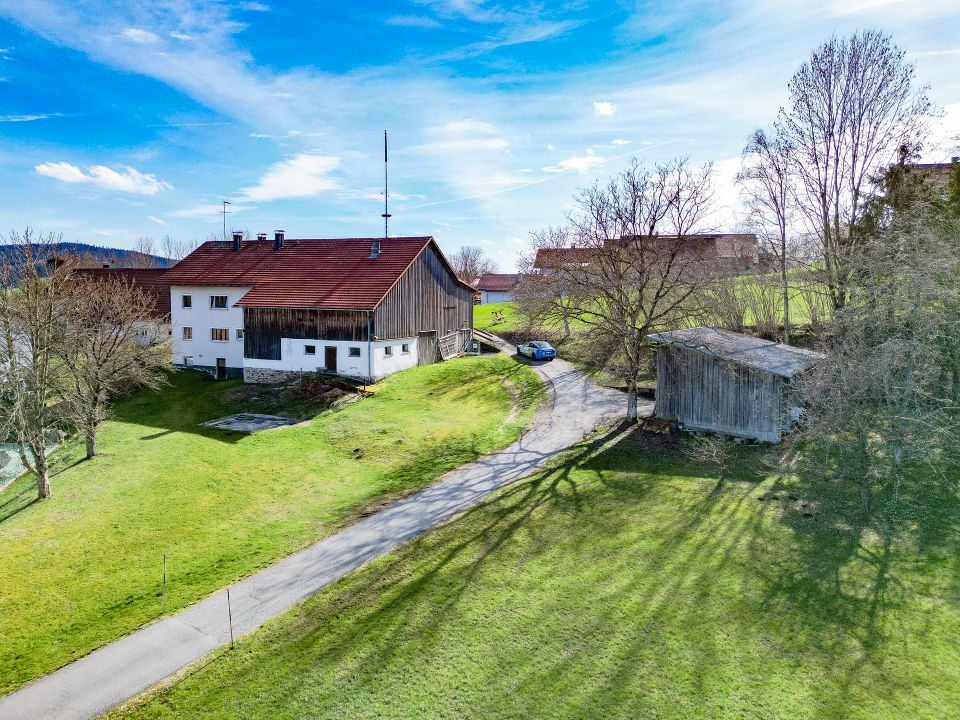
[202,413,297,433]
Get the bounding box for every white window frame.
[236,329,244,340]
[348,347,361,358]
[182,295,192,309]
[304,345,316,355]
[182,326,193,341]
[384,345,393,356]
[401,343,410,353]
[211,328,230,342]
[210,295,228,310]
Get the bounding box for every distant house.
[163,232,474,383]
[648,327,826,443]
[533,234,760,276]
[73,267,172,346]
[475,273,521,304]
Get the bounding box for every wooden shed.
[648,327,826,443]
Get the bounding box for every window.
[210,295,228,309]
[348,347,361,357]
[401,343,410,353]
[384,345,393,356]
[304,345,316,355]
[182,326,193,340]
[211,328,229,342]
[182,295,192,308]
[184,356,193,367]
[236,329,244,340]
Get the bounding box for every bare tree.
[779,31,934,311]
[160,234,199,263]
[0,230,75,499]
[739,127,795,342]
[682,433,738,485]
[449,245,497,283]
[59,275,169,459]
[548,157,716,420]
[796,199,960,511]
[516,226,577,337]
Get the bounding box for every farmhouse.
[648,327,826,443]
[163,232,475,383]
[533,234,760,275]
[73,267,172,346]
[474,273,521,304]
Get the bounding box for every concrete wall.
[241,336,418,383]
[171,285,250,371]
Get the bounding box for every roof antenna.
[371,130,390,259]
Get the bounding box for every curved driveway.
[0,345,634,720]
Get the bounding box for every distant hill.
[0,242,175,269]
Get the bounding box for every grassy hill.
[111,429,960,720]
[0,356,543,695]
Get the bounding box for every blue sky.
[0,0,958,270]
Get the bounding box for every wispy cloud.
[543,151,605,174]
[0,113,59,122]
[121,27,161,43]
[387,15,442,28]
[611,138,630,145]
[147,214,168,226]
[239,152,340,201]
[169,202,253,219]
[35,162,172,195]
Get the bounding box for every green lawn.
[112,428,960,720]
[0,356,543,696]
[473,301,522,333]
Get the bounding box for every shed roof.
[475,273,520,291]
[648,327,826,378]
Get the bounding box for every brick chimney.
[232,231,243,252]
[274,230,285,251]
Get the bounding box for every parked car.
[517,340,556,361]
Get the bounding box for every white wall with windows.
[170,285,249,371]
[479,289,514,304]
[242,336,418,381]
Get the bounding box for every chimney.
[232,231,243,252]
[570,242,576,249]
[369,238,381,259]
[256,232,267,243]
[953,156,959,164]
[102,263,110,269]
[274,230,285,251]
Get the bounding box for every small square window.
[236,329,244,340]
[184,355,193,367]
[348,347,361,357]
[211,328,229,342]
[305,345,316,355]
[210,295,228,309]
[182,295,192,308]
[182,326,193,340]
[401,343,409,353]
[384,345,393,356]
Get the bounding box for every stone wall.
[242,366,301,384]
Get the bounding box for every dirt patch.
[502,378,520,425]
[222,374,360,421]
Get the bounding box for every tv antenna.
[221,200,231,241]
[381,130,391,240]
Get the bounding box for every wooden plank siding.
[374,243,473,340]
[244,308,369,360]
[654,345,784,443]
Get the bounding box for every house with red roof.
[474,273,522,304]
[163,232,475,382]
[73,266,172,347]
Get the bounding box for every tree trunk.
[36,456,51,499]
[85,426,97,459]
[781,255,791,345]
[626,381,638,422]
[859,483,871,512]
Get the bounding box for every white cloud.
[35,162,172,195]
[242,2,270,11]
[121,28,160,44]
[239,153,340,201]
[169,203,254,219]
[169,31,194,41]
[593,101,617,117]
[0,113,55,122]
[611,138,630,145]
[147,215,168,226]
[387,15,442,28]
[543,152,605,174]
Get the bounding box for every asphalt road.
[0,347,636,720]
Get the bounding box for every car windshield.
[531,341,551,349]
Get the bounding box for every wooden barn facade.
[648,327,826,443]
[163,233,474,383]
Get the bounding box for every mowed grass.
[113,428,960,720]
[473,301,522,332]
[0,355,543,696]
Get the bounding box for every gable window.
[401,343,410,353]
[348,347,361,358]
[182,295,192,308]
[182,326,193,340]
[210,295,228,309]
[304,345,316,355]
[384,345,393,356]
[236,329,244,340]
[211,328,229,342]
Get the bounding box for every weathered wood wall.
[654,345,784,442]
[244,308,369,360]
[374,244,473,340]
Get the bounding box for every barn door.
[324,346,338,373]
[417,331,438,365]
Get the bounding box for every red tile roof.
[164,237,471,310]
[73,267,171,319]
[475,273,521,292]
[533,234,758,270]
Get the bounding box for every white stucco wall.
[480,290,514,304]
[170,285,249,370]
[242,336,418,382]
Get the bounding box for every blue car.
[518,340,557,361]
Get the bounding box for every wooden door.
[417,331,438,365]
[324,346,338,373]
[216,358,226,380]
